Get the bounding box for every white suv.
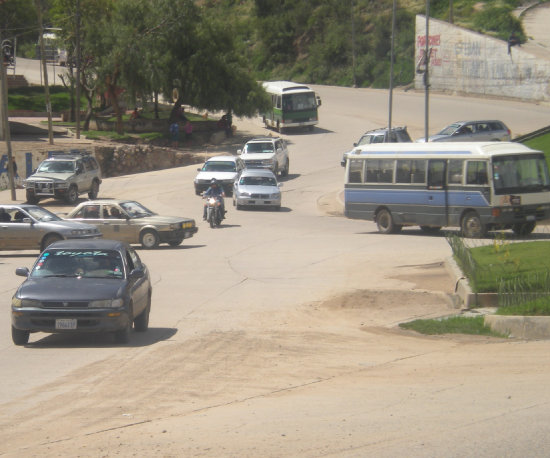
[237,137,289,177]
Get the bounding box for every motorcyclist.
[202,178,226,220]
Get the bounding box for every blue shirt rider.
[203,178,226,220]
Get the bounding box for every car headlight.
[263,159,275,166]
[54,182,69,189]
[271,192,281,199]
[89,298,124,308]
[12,297,41,308]
[182,222,195,229]
[170,223,180,230]
[239,191,251,197]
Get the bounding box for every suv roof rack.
[49,150,92,159]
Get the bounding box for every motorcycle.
[204,195,223,228]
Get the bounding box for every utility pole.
[0,52,16,200]
[36,0,54,145]
[388,0,396,139]
[75,0,81,138]
[424,1,430,142]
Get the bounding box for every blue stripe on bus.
[345,188,490,207]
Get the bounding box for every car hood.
[195,171,237,182]
[240,153,275,160]
[416,135,451,142]
[26,172,74,181]
[17,277,126,301]
[135,215,194,224]
[237,184,279,194]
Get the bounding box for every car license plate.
[527,215,536,221]
[56,318,77,330]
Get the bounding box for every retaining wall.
[415,15,550,102]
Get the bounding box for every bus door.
[426,159,448,226]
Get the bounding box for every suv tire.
[65,185,79,204]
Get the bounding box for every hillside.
[204,0,529,88]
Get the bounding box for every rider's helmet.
[210,178,218,186]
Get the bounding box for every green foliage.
[473,6,525,41]
[7,86,74,112]
[399,315,502,336]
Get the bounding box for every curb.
[444,256,550,340]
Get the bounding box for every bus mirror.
[316,96,322,107]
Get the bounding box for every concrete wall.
[415,15,550,102]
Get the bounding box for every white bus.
[344,142,550,237]
[261,81,321,133]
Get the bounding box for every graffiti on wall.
[416,34,442,66]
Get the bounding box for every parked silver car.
[0,204,102,251]
[233,169,282,210]
[416,120,511,142]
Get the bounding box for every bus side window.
[396,160,412,183]
[428,160,446,188]
[348,159,364,183]
[448,159,464,184]
[411,160,426,184]
[466,161,488,185]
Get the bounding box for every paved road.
[2,85,550,456]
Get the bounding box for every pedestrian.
[10,157,18,178]
[170,122,179,147]
[184,121,193,142]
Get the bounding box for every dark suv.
[341,126,412,166]
[24,151,102,205]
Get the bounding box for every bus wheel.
[461,211,486,238]
[512,221,536,236]
[376,209,401,234]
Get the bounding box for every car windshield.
[26,206,62,222]
[31,249,124,279]
[437,124,461,136]
[244,143,274,154]
[119,201,154,218]
[282,92,317,111]
[203,161,236,172]
[37,160,75,173]
[240,176,277,186]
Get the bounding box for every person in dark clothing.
[202,178,226,220]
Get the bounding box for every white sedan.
[232,169,282,210]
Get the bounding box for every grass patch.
[399,315,504,337]
[82,130,134,142]
[525,134,550,166]
[497,297,550,316]
[467,241,550,293]
[8,86,83,113]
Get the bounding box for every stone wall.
[415,15,550,102]
[1,145,203,190]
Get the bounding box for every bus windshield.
[282,92,317,112]
[493,154,550,195]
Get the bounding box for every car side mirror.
[22,217,32,224]
[16,267,30,277]
[129,268,145,279]
[316,96,322,106]
[237,149,242,155]
[278,183,283,187]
